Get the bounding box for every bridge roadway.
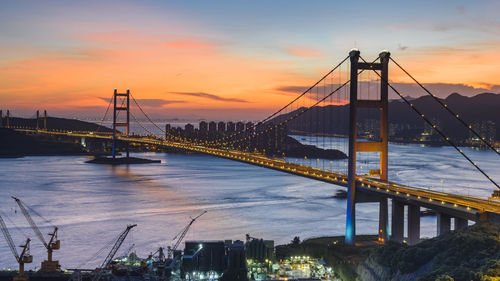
[15,128,500,220]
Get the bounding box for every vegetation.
[276,235,378,281]
[372,222,500,281]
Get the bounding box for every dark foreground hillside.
[275,222,499,281]
[357,222,500,281]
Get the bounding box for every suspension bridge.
[2,49,500,246]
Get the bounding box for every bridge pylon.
[36,110,40,130]
[6,110,10,128]
[346,49,390,245]
[112,89,130,158]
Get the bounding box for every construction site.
[0,198,338,281]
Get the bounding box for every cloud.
[285,46,324,58]
[276,82,500,100]
[97,97,185,107]
[170,92,248,103]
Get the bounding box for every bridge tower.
[346,50,390,245]
[6,110,10,128]
[36,110,40,130]
[44,110,47,130]
[0,110,2,127]
[112,89,130,158]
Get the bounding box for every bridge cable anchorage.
[207,55,350,146]
[221,57,378,148]
[95,93,114,133]
[390,57,500,157]
[359,56,500,190]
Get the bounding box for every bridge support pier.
[379,198,388,243]
[454,217,468,230]
[391,200,405,243]
[437,213,452,235]
[408,204,420,245]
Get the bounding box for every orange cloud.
[390,42,500,88]
[286,46,324,58]
[0,31,309,119]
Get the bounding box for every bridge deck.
[15,129,500,216]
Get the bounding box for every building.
[245,122,254,133]
[185,123,194,139]
[236,121,245,132]
[199,121,208,133]
[227,122,235,133]
[209,121,217,133]
[217,121,226,134]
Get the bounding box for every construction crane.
[92,224,137,281]
[12,197,60,273]
[168,210,207,259]
[0,213,33,281]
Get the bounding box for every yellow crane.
[12,197,60,272]
[0,213,33,281]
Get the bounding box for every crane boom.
[92,224,137,281]
[13,197,60,272]
[0,213,19,261]
[0,213,33,280]
[170,211,206,256]
[12,197,47,247]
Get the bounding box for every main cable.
[360,56,500,190]
[209,55,350,145]
[96,94,114,133]
[390,57,500,157]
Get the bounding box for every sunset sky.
[1,0,499,120]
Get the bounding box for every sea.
[0,122,498,270]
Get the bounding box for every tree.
[435,274,454,281]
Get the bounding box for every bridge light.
[454,204,458,207]
[441,201,445,204]
[418,196,421,199]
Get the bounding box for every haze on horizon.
[1,0,499,121]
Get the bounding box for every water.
[0,137,498,270]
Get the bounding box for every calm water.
[0,136,498,270]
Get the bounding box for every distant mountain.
[1,116,113,132]
[270,92,500,143]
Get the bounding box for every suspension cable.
[359,56,500,190]
[390,57,500,157]
[96,94,114,133]
[209,55,350,145]
[129,92,166,135]
[129,111,156,136]
[223,57,377,147]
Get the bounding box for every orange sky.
[1,1,499,120]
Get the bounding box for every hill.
[357,222,500,281]
[2,116,113,132]
[270,92,500,144]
